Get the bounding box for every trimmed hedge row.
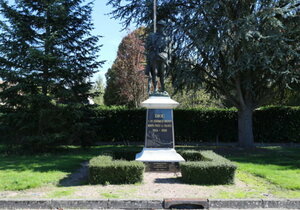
[180,150,237,185]
[254,106,300,143]
[100,147,141,161]
[178,150,211,161]
[89,150,235,186]
[89,155,144,185]
[92,106,300,143]
[1,106,299,145]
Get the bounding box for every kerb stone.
[108,199,161,209]
[51,199,109,209]
[209,199,263,209]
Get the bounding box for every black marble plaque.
[148,162,170,171]
[145,162,180,172]
[145,109,174,148]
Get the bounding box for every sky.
[91,1,132,83]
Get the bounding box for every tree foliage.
[0,0,103,150]
[91,76,105,105]
[108,0,300,147]
[164,80,224,108]
[104,28,147,108]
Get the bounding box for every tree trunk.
[238,106,254,148]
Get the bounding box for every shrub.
[1,105,300,148]
[0,104,97,152]
[110,148,141,160]
[254,106,300,143]
[178,150,210,161]
[92,106,300,144]
[93,107,145,143]
[175,108,237,143]
[180,151,237,185]
[89,155,145,185]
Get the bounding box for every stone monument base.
[135,148,185,162]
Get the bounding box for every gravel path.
[59,161,89,187]
[0,171,248,199]
[0,161,275,200]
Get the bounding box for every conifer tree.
[0,0,103,149]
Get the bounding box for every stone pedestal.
[135,96,185,165]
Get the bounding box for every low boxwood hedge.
[89,155,145,185]
[178,150,211,161]
[110,148,141,161]
[180,151,237,185]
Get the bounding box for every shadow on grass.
[58,161,89,187]
[216,147,300,170]
[176,146,300,170]
[1,145,299,188]
[0,145,141,173]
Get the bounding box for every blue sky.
[92,1,133,83]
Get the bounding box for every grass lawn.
[225,147,300,190]
[0,145,140,191]
[0,145,299,199]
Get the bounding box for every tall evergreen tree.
[0,0,103,149]
[108,0,300,147]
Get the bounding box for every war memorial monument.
[135,0,185,171]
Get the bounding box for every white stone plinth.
[135,148,185,162]
[141,96,179,109]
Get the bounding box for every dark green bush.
[254,106,300,143]
[1,105,300,148]
[0,103,98,152]
[93,107,145,143]
[99,147,141,161]
[180,151,237,185]
[175,108,237,143]
[89,155,145,185]
[110,148,141,160]
[92,106,300,144]
[178,150,210,161]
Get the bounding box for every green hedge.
[180,151,237,185]
[0,105,98,150]
[93,107,237,143]
[110,148,141,161]
[178,150,210,161]
[92,106,300,143]
[100,147,142,161]
[94,107,145,143]
[89,155,145,185]
[1,106,300,146]
[254,106,300,143]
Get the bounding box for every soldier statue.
[145,20,172,95]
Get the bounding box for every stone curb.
[209,199,300,209]
[0,199,163,209]
[0,199,299,209]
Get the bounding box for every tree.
[0,0,103,149]
[172,90,224,109]
[108,0,300,147]
[104,28,147,108]
[270,83,300,106]
[91,76,105,105]
[164,79,224,108]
